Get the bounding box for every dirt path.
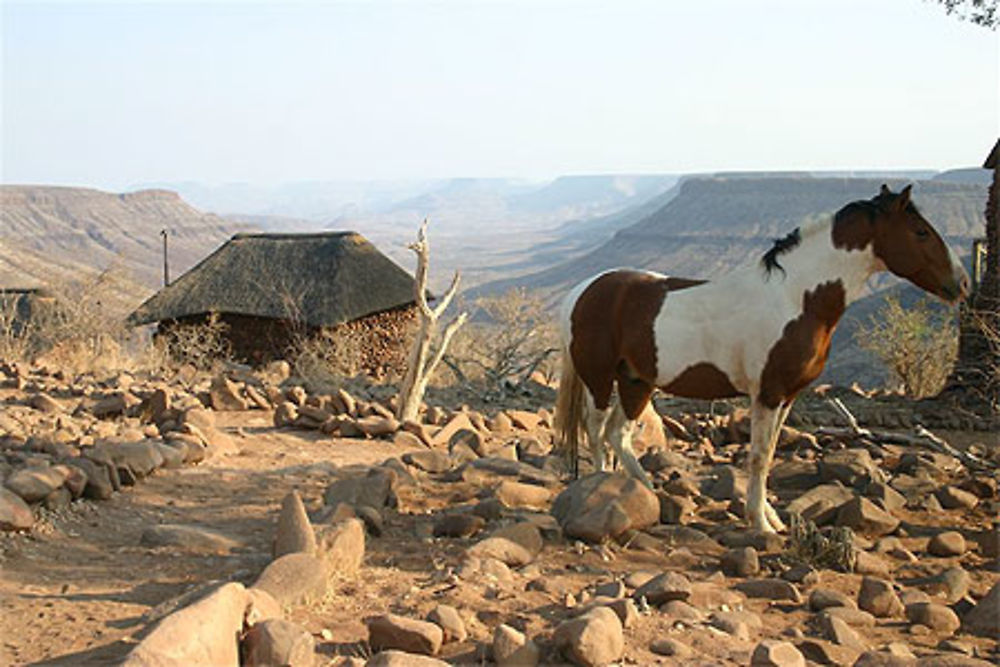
[0,412,415,665]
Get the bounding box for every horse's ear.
[897,184,912,210]
[880,183,892,197]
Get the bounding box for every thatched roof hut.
[131,231,415,327]
[130,232,418,368]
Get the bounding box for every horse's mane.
[761,227,802,278]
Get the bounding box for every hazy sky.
[2,0,997,190]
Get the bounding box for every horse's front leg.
[606,404,653,489]
[746,399,783,533]
[583,393,612,473]
[761,401,794,532]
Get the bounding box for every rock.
[551,472,659,543]
[961,581,999,638]
[809,589,856,612]
[820,607,877,628]
[0,487,33,531]
[274,402,299,427]
[716,529,784,552]
[974,527,998,559]
[433,414,476,447]
[316,518,365,575]
[92,392,134,418]
[735,578,802,603]
[367,614,443,656]
[650,637,693,657]
[123,582,248,667]
[711,610,760,640]
[466,522,542,567]
[209,375,248,411]
[246,588,282,626]
[507,409,542,431]
[905,602,961,634]
[364,651,448,667]
[274,491,317,558]
[687,581,747,609]
[492,624,539,666]
[836,496,899,536]
[820,614,867,649]
[936,486,979,510]
[494,480,552,510]
[355,416,399,438]
[67,457,114,500]
[705,465,748,500]
[855,550,892,578]
[865,482,907,513]
[858,577,904,618]
[927,531,966,557]
[633,571,692,605]
[751,639,806,667]
[552,606,623,667]
[786,483,855,524]
[821,448,879,487]
[427,605,466,643]
[658,492,697,524]
[721,546,760,577]
[853,650,917,667]
[110,440,164,479]
[30,392,63,413]
[433,513,485,538]
[140,524,240,554]
[920,566,970,604]
[242,618,316,667]
[796,639,861,666]
[324,470,396,509]
[253,553,329,607]
[4,465,67,502]
[402,450,451,473]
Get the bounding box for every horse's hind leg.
[583,391,613,473]
[612,370,655,489]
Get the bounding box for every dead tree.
[395,220,468,423]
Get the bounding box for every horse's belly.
[659,361,747,399]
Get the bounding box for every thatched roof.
[129,232,416,327]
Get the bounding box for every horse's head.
[867,184,970,303]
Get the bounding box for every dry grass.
[155,311,233,372]
[287,326,366,392]
[854,295,958,398]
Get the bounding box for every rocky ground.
[0,360,997,666]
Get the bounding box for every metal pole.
[160,229,169,286]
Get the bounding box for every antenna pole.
[160,229,170,286]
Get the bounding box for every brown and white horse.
[554,185,969,533]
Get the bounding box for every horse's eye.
[916,228,930,239]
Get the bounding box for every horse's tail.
[553,346,585,479]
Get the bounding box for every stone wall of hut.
[158,305,416,378]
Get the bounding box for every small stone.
[364,650,448,667]
[367,614,443,656]
[252,553,328,607]
[492,624,539,666]
[905,602,960,634]
[551,472,659,543]
[316,518,365,575]
[936,485,979,510]
[427,605,466,644]
[402,450,451,473]
[927,531,966,557]
[836,496,899,536]
[209,375,248,411]
[0,487,34,531]
[4,465,66,502]
[658,492,697,524]
[751,639,806,667]
[633,571,692,605]
[466,522,542,567]
[858,577,904,618]
[552,606,623,667]
[921,566,970,604]
[721,546,760,577]
[820,614,867,649]
[355,416,399,438]
[809,588,856,612]
[494,480,552,510]
[854,550,892,578]
[433,513,485,538]
[274,491,317,558]
[735,578,802,603]
[242,618,316,667]
[650,638,693,657]
[819,607,877,628]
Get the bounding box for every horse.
[553,184,969,533]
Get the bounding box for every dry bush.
[287,326,366,392]
[442,287,558,397]
[972,309,1000,407]
[854,295,958,398]
[156,312,233,372]
[0,292,36,361]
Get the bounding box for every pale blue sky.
[2,0,997,190]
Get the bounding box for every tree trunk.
[395,220,467,423]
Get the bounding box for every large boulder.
[551,473,659,543]
[123,582,248,667]
[552,606,624,667]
